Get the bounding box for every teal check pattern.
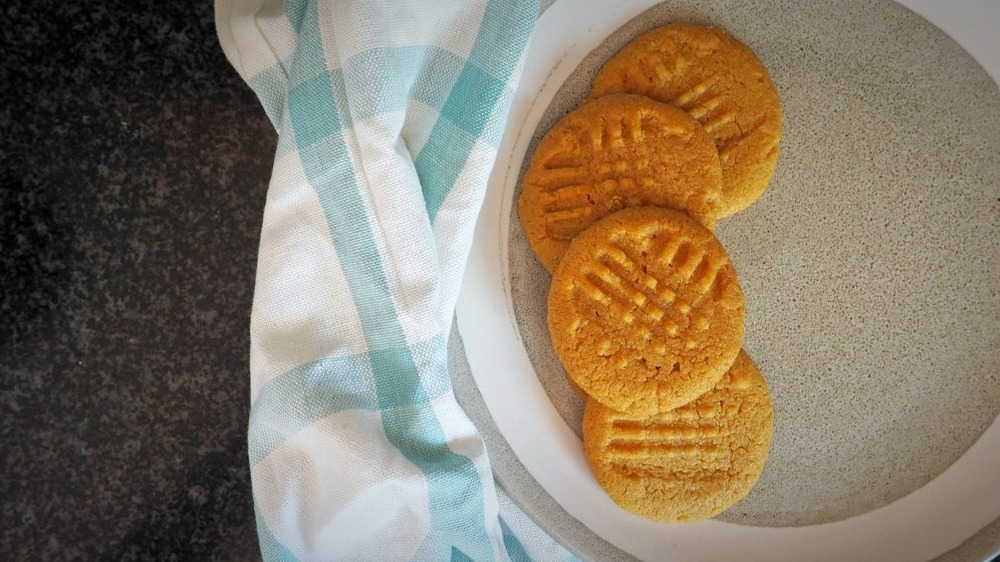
[216,0,577,560]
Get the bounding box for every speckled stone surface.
[1,1,274,560]
[507,0,1000,531]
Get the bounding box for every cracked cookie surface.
[546,206,744,416]
[582,350,774,522]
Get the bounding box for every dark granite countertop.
[2,1,274,559]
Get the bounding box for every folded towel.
[215,0,576,560]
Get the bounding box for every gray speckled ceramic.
[454,0,1000,558]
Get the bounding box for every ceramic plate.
[457,1,1000,560]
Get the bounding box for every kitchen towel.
[215,0,576,560]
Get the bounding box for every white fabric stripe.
[319,0,484,63]
[250,150,368,397]
[216,0,261,81]
[429,393,508,562]
[482,48,531,147]
[400,100,439,165]
[252,409,430,561]
[431,138,499,331]
[347,115,442,347]
[216,0,287,81]
[253,0,298,69]
[315,0,344,69]
[497,488,577,562]
[506,49,529,93]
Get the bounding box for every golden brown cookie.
[547,206,744,416]
[582,350,774,522]
[518,93,723,272]
[589,23,782,217]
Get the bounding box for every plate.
[456,0,1000,560]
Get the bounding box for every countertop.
[2,1,273,559]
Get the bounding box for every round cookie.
[547,206,744,416]
[518,93,723,272]
[589,23,782,217]
[582,350,774,522]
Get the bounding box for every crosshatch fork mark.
[718,114,768,159]
[589,260,648,308]
[702,111,737,135]
[598,246,678,315]
[542,185,593,212]
[579,269,644,327]
[687,95,723,120]
[674,245,708,281]
[543,207,594,239]
[631,231,728,302]
[605,442,732,473]
[622,400,724,423]
[604,414,733,471]
[690,255,728,303]
[600,118,623,149]
[637,54,671,88]
[609,420,727,440]
[534,167,589,191]
[606,441,726,457]
[579,261,685,341]
[652,235,689,267]
[672,78,720,109]
[586,239,726,335]
[608,464,734,480]
[541,151,584,171]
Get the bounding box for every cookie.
[518,93,723,272]
[582,350,774,522]
[589,23,782,217]
[547,206,744,416]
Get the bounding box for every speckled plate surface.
[455,0,1000,560]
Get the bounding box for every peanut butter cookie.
[547,206,744,416]
[582,350,774,522]
[519,94,723,272]
[590,24,782,216]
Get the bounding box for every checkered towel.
[215,0,575,560]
